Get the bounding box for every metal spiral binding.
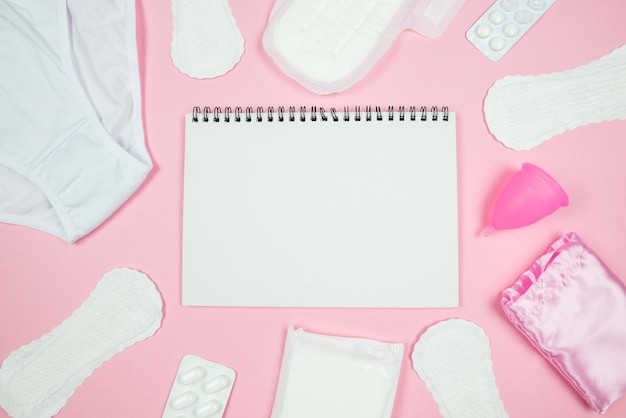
[192,106,449,122]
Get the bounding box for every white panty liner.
[171,0,245,78]
[0,268,163,418]
[412,319,509,418]
[484,44,626,150]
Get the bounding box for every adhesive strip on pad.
[411,319,509,418]
[0,268,163,418]
[171,0,244,78]
[484,43,626,150]
[263,0,467,94]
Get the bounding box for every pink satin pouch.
[502,232,626,414]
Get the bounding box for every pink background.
[2,0,626,417]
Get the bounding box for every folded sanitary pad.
[502,232,626,413]
[263,0,466,94]
[271,327,403,418]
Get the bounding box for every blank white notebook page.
[182,107,458,307]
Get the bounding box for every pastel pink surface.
[1,1,626,418]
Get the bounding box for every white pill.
[527,0,545,11]
[194,400,222,418]
[515,9,533,23]
[203,374,231,394]
[170,391,198,410]
[489,10,506,24]
[178,366,207,385]
[500,0,518,12]
[489,37,506,51]
[503,22,520,37]
[475,23,492,38]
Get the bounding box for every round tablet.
[489,10,506,24]
[503,22,520,37]
[527,0,546,11]
[500,0,518,12]
[489,37,506,51]
[515,9,533,24]
[475,23,492,38]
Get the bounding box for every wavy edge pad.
[0,268,163,418]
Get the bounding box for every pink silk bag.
[502,232,626,414]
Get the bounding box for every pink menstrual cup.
[484,163,569,236]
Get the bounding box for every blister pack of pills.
[162,355,236,418]
[466,0,556,62]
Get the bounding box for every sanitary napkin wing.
[0,268,163,418]
[263,0,466,94]
[412,319,509,418]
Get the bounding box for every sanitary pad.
[412,319,509,418]
[0,268,163,418]
[271,327,404,418]
[263,0,467,94]
[502,232,626,414]
[171,0,244,78]
[484,43,626,150]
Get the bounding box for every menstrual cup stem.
[482,226,496,237]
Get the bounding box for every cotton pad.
[411,319,509,418]
[263,0,466,94]
[484,43,626,150]
[171,0,244,78]
[0,268,163,418]
[271,327,404,418]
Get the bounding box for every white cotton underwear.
[0,268,163,418]
[0,0,152,243]
[263,0,467,94]
[412,319,509,418]
[484,44,626,150]
[171,0,244,79]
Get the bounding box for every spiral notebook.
[182,105,458,307]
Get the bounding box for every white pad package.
[271,327,404,418]
[411,319,509,418]
[171,0,245,78]
[484,43,626,150]
[262,0,467,94]
[162,355,236,418]
[0,268,163,418]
